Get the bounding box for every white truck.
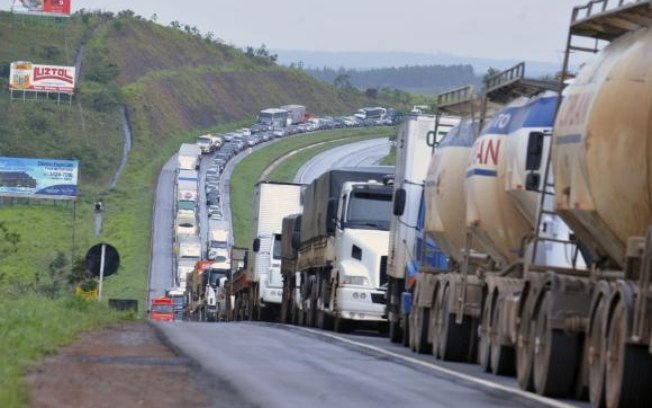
[195,134,214,154]
[176,258,197,289]
[176,235,201,259]
[177,143,201,170]
[280,104,306,125]
[208,220,230,261]
[280,167,395,332]
[231,181,303,321]
[175,213,198,237]
[176,180,198,203]
[385,114,459,343]
[176,169,198,185]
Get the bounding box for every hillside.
[0,10,388,297]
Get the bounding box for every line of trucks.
[219,2,652,407]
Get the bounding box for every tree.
[334,73,352,90]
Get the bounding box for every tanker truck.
[385,113,459,343]
[517,2,652,406]
[283,167,395,332]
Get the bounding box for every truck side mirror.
[252,238,260,253]
[393,188,406,216]
[326,198,338,233]
[526,131,545,171]
[291,232,301,251]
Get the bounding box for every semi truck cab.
[332,181,393,321]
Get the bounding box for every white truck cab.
[332,181,392,322]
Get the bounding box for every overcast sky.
[69,1,581,63]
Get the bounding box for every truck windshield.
[259,113,273,125]
[273,234,282,259]
[210,241,228,249]
[208,269,228,287]
[197,137,211,144]
[151,304,173,313]
[346,191,392,230]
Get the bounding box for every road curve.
[295,138,390,184]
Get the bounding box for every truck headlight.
[342,276,369,286]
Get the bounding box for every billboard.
[0,157,78,200]
[9,62,76,94]
[11,0,71,16]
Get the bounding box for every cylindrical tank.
[465,93,558,266]
[425,119,480,264]
[553,28,652,268]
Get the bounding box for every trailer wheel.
[491,296,515,375]
[401,314,410,348]
[605,299,652,408]
[478,295,493,372]
[588,295,607,408]
[408,307,417,352]
[517,297,535,391]
[430,284,442,358]
[317,283,334,331]
[439,286,473,362]
[414,306,431,354]
[387,278,402,343]
[533,292,579,397]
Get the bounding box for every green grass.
[230,127,395,247]
[0,294,131,408]
[380,145,397,166]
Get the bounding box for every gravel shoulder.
[27,322,223,408]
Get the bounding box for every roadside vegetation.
[380,145,397,166]
[230,127,395,247]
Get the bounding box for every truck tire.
[490,296,515,375]
[335,315,352,333]
[588,295,607,408]
[402,315,410,348]
[414,306,431,354]
[479,295,493,372]
[533,292,579,397]
[439,286,473,362]
[388,279,403,343]
[605,299,652,408]
[317,283,334,330]
[517,297,535,391]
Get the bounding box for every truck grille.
[371,293,385,304]
[379,256,388,286]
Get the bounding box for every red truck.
[149,297,174,322]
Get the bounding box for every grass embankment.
[0,296,131,407]
[380,145,396,165]
[230,127,395,248]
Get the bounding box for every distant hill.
[0,12,384,186]
[274,49,563,80]
[305,65,483,96]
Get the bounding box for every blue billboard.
[0,157,78,200]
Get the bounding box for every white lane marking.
[293,327,578,408]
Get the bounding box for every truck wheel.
[335,316,352,333]
[414,306,432,354]
[317,285,334,330]
[388,279,402,343]
[517,297,535,391]
[490,296,515,375]
[588,296,607,408]
[439,286,473,362]
[533,292,579,397]
[605,299,652,408]
[401,315,410,348]
[479,295,493,372]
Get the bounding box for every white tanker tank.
[425,119,481,263]
[465,92,558,265]
[554,26,652,268]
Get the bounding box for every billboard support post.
[71,200,76,276]
[98,244,106,301]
